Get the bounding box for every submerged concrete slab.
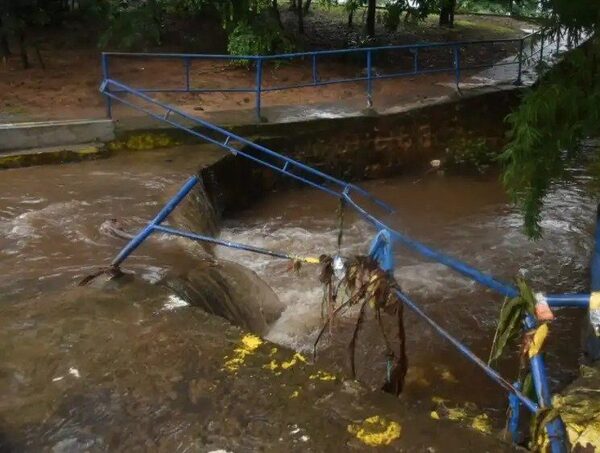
[0,119,115,151]
[0,142,107,169]
[0,280,517,451]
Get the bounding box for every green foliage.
[99,0,165,50]
[383,2,403,32]
[444,137,496,174]
[501,37,600,238]
[458,0,540,17]
[227,17,293,59]
[488,278,536,364]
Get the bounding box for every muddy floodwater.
[0,145,595,451]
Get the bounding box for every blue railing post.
[255,58,263,121]
[366,49,373,108]
[312,54,318,85]
[184,57,191,91]
[369,229,394,273]
[524,316,568,453]
[515,38,524,85]
[111,175,200,267]
[101,53,112,118]
[453,45,461,91]
[507,381,523,444]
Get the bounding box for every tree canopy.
[501,0,600,237]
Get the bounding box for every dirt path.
[0,13,534,123]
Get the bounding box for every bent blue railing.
[99,69,587,451]
[101,30,557,120]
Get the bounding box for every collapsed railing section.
[100,78,394,214]
[99,78,595,452]
[101,30,564,120]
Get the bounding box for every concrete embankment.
[0,83,522,171]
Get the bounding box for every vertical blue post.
[369,229,394,273]
[453,45,461,91]
[508,381,523,444]
[184,57,191,91]
[111,175,200,267]
[366,50,373,108]
[524,315,568,453]
[515,38,524,85]
[255,58,263,121]
[586,204,600,360]
[413,48,419,74]
[101,53,112,119]
[312,54,318,85]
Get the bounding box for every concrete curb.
[0,119,115,151]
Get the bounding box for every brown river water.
[0,145,595,451]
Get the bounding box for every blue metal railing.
[97,33,580,448]
[101,31,554,120]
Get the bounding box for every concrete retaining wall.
[201,86,522,217]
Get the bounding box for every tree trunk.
[303,0,312,14]
[0,16,9,57]
[272,0,283,29]
[439,0,456,28]
[366,0,376,37]
[348,9,354,28]
[19,31,29,69]
[297,0,304,34]
[0,34,9,59]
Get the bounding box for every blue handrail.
[100,78,395,214]
[101,31,549,119]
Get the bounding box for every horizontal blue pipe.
[111,87,256,94]
[546,293,590,307]
[102,78,395,214]
[153,225,303,261]
[395,289,539,413]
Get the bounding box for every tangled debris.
[313,254,407,395]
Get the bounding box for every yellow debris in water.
[263,360,279,371]
[430,411,440,420]
[241,334,263,350]
[309,370,337,381]
[471,414,492,434]
[290,390,300,399]
[347,415,402,446]
[223,334,263,372]
[446,407,468,422]
[281,352,307,370]
[440,369,459,383]
[269,347,278,356]
[431,396,449,405]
